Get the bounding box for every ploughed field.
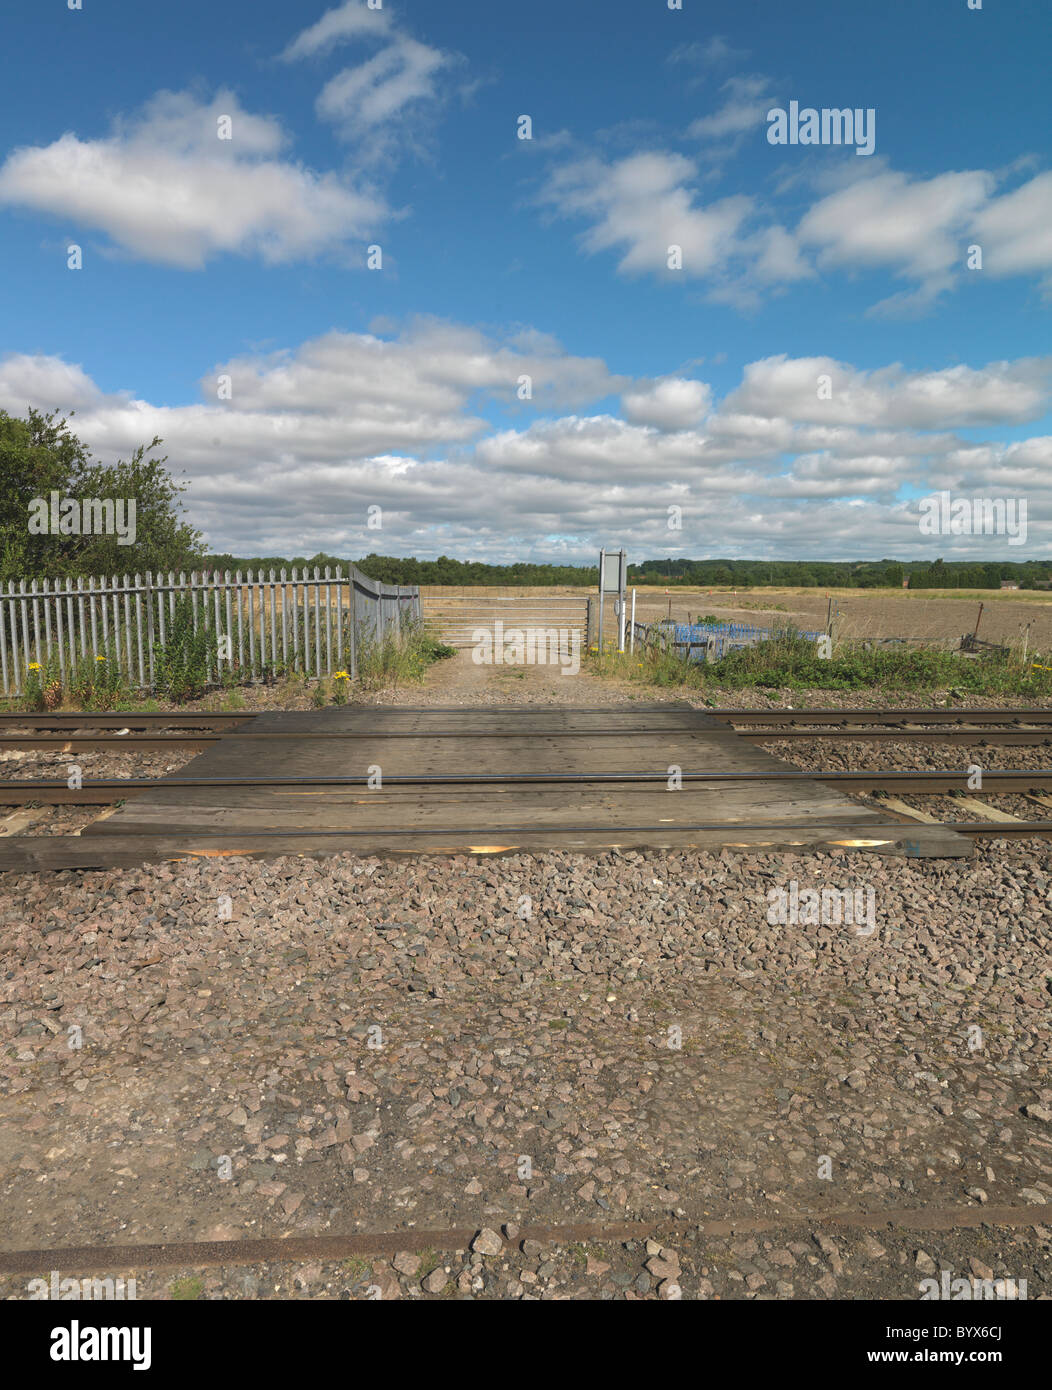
[419,585,1052,651]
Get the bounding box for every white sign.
[601,551,626,594]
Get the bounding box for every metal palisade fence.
[0,565,421,696]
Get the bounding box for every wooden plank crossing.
[0,703,971,869]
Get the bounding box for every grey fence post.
[349,570,358,680]
[144,572,156,688]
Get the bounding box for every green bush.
[152,594,219,702]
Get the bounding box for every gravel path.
[1,652,1050,1301]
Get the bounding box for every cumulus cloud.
[2,325,1049,560]
[541,119,1052,310]
[725,354,1052,429]
[622,377,711,430]
[971,170,1052,282]
[797,168,993,282]
[0,353,109,412]
[0,89,385,268]
[543,151,754,280]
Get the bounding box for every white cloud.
[669,36,750,70]
[542,120,1052,309]
[972,170,1052,281]
[283,2,457,152]
[0,89,385,269]
[725,354,1052,429]
[622,377,711,430]
[3,327,1050,560]
[316,36,453,137]
[279,0,391,62]
[797,168,993,283]
[687,75,773,145]
[543,151,754,279]
[0,353,108,412]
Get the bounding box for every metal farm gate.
[421,590,593,651]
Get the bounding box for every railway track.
[3,706,1052,726]
[4,768,1052,803]
[3,706,1052,751]
[3,704,1052,865]
[3,728,1052,749]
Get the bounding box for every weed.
[21,646,134,712]
[169,1276,203,1301]
[153,594,221,702]
[590,627,1052,699]
[340,1257,372,1285]
[351,620,454,692]
[22,656,63,711]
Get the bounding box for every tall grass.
[344,619,455,693]
[591,626,1052,698]
[152,594,220,702]
[21,646,135,711]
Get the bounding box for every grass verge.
[590,628,1052,699]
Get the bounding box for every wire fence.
[633,618,825,663]
[0,566,421,696]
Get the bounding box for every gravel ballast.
[1,654,1050,1300]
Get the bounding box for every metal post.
[597,548,605,653]
[349,573,358,681]
[629,588,636,654]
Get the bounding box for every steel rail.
[3,768,1052,803]
[0,818,1049,838]
[740,729,1052,745]
[0,1204,1042,1276]
[710,707,1052,725]
[2,706,1051,727]
[4,728,1052,750]
[0,712,252,727]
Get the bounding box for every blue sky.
[1,0,1049,563]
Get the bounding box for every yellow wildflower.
[28,661,41,670]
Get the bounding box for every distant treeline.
[629,557,1052,590]
[204,552,601,586]
[202,552,1052,590]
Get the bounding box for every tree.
[0,408,204,580]
[0,407,92,578]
